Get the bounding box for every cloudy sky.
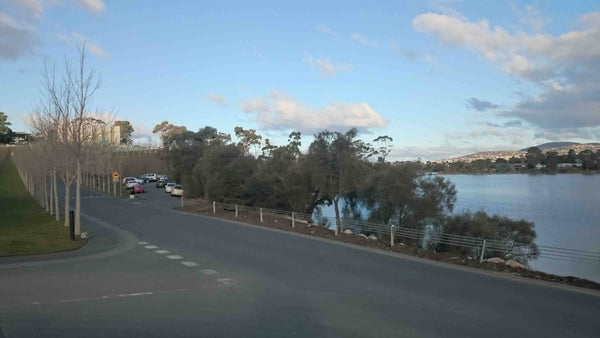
[1,0,599,160]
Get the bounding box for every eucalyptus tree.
[306,128,374,235]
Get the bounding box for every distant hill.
[520,142,580,151]
[441,142,600,163]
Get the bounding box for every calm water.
[319,174,600,282]
[445,174,600,282]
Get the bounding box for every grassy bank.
[0,146,86,256]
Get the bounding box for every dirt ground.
[178,199,600,291]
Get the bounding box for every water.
[445,174,600,282]
[318,174,600,282]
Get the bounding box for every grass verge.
[0,146,86,257]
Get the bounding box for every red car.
[133,185,144,194]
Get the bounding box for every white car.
[171,185,184,197]
[145,173,158,182]
[124,178,138,189]
[165,183,176,193]
[122,176,135,184]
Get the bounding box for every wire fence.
[212,201,600,265]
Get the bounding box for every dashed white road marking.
[155,250,170,254]
[138,241,148,245]
[166,255,183,260]
[201,269,218,275]
[217,278,234,285]
[181,261,199,267]
[117,292,153,297]
[144,245,159,249]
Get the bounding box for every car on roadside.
[156,179,167,188]
[124,177,138,189]
[122,176,135,184]
[145,173,158,182]
[170,185,183,197]
[165,182,176,193]
[133,184,144,194]
[134,177,145,184]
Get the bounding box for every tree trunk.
[75,160,81,236]
[333,195,341,236]
[64,182,70,227]
[48,175,53,215]
[53,172,60,221]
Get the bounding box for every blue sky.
[1,0,599,160]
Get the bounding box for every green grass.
[0,146,86,256]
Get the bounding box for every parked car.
[156,179,167,188]
[145,173,158,182]
[165,183,176,193]
[124,178,137,189]
[134,177,145,184]
[133,184,144,194]
[158,175,169,181]
[171,185,183,197]
[122,176,135,184]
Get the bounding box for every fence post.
[180,195,184,208]
[390,224,394,247]
[212,201,216,214]
[235,205,238,218]
[260,208,263,223]
[292,212,295,228]
[479,239,487,263]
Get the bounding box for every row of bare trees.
[13,45,107,236]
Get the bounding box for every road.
[1,183,599,337]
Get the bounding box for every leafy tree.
[566,149,577,163]
[114,120,134,145]
[545,151,558,171]
[234,126,262,156]
[526,147,542,168]
[153,121,187,146]
[578,150,597,170]
[0,112,14,144]
[306,128,375,234]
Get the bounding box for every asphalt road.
[1,183,599,337]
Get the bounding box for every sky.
[1,0,599,160]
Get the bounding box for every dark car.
[156,179,167,188]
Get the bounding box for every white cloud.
[72,0,106,15]
[303,51,353,77]
[206,93,227,106]
[240,91,387,132]
[350,33,378,47]
[315,24,340,38]
[57,32,108,58]
[13,0,55,19]
[512,4,549,32]
[413,10,600,137]
[0,11,37,60]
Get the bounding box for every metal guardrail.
[212,202,600,265]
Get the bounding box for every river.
[318,174,600,282]
[445,174,600,282]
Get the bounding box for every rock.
[358,234,368,239]
[343,229,353,235]
[399,242,405,246]
[368,234,377,240]
[505,260,523,269]
[450,256,461,260]
[486,257,506,264]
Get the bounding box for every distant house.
[535,163,546,170]
[11,132,31,145]
[511,163,525,170]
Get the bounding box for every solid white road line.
[166,255,183,260]
[181,261,199,267]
